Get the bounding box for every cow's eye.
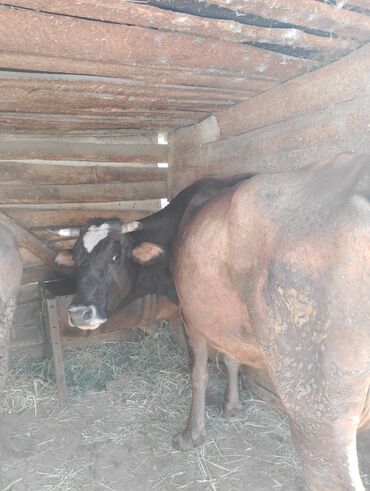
[112,254,120,263]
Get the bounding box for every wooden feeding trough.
[40,278,178,407]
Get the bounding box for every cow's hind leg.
[289,413,364,491]
[173,325,208,451]
[223,355,243,418]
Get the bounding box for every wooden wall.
[168,43,370,195]
[0,132,168,359]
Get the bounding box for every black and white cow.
[51,173,255,330]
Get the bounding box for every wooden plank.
[0,90,238,115]
[0,54,280,95]
[4,0,355,56]
[175,42,370,142]
[0,111,202,134]
[0,181,166,205]
[0,128,160,144]
[0,7,317,79]
[170,95,370,191]
[0,162,166,184]
[207,0,370,40]
[0,211,57,267]
[19,247,44,267]
[45,238,76,251]
[12,300,42,328]
[16,283,41,305]
[0,199,162,211]
[45,298,68,407]
[4,209,152,229]
[0,141,167,163]
[0,72,252,104]
[168,116,221,152]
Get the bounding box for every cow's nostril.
[82,309,92,321]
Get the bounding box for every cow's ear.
[131,242,164,265]
[54,250,75,269]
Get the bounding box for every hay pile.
[1,326,368,490]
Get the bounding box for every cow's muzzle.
[67,304,107,330]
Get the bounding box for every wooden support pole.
[45,298,68,408]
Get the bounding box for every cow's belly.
[178,269,266,369]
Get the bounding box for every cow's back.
[232,153,370,428]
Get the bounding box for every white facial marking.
[83,223,111,253]
[346,435,364,491]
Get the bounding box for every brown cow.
[173,153,370,491]
[0,225,22,388]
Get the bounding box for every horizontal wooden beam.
[4,208,152,230]
[0,181,167,204]
[4,0,355,57]
[0,140,167,162]
[0,71,253,103]
[0,7,317,80]
[0,111,201,134]
[0,54,279,95]
[0,92,233,116]
[19,247,44,267]
[0,212,56,267]
[170,94,370,193]
[0,199,162,211]
[0,128,161,143]
[207,0,370,40]
[0,162,166,184]
[172,42,370,143]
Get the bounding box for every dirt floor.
[0,326,369,491]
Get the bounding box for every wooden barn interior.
[0,0,369,365]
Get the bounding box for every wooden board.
[0,162,166,185]
[45,298,68,407]
[170,94,370,192]
[4,0,355,56]
[4,209,152,229]
[169,42,370,143]
[0,140,167,163]
[0,8,316,78]
[16,283,41,305]
[0,110,201,134]
[0,181,167,205]
[0,71,253,103]
[0,54,279,95]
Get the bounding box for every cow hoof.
[173,431,205,451]
[222,403,243,419]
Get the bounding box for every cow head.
[51,218,164,330]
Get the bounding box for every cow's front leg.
[173,326,208,451]
[223,355,243,418]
